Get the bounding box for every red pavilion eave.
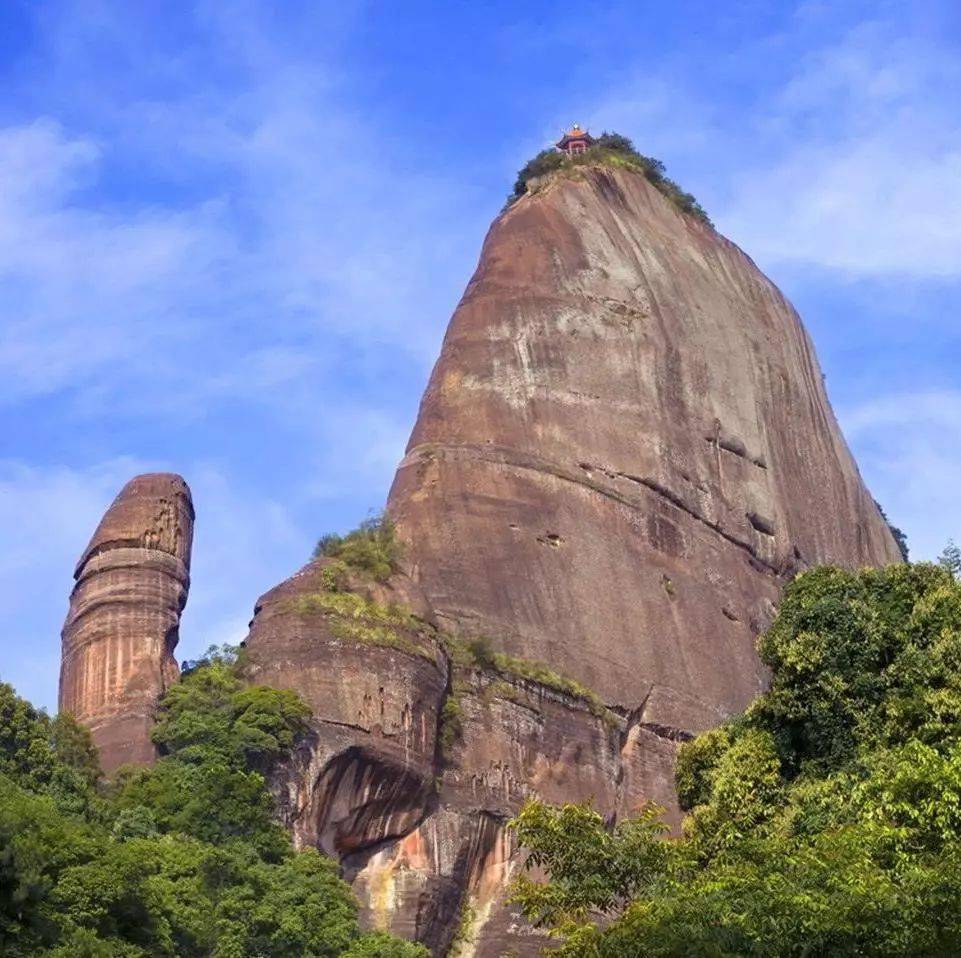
[556,123,595,156]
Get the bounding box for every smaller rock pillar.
[59,473,194,772]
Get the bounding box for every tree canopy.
[511,562,961,956]
[0,648,427,958]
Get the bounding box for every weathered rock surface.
[244,563,679,955]
[389,165,900,725]
[59,473,193,772]
[244,164,900,955]
[245,561,448,856]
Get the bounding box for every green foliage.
[511,562,961,956]
[509,130,711,225]
[438,693,464,759]
[313,513,402,582]
[0,681,100,810]
[510,802,669,922]
[0,660,427,957]
[152,651,309,770]
[753,563,961,766]
[940,540,961,579]
[510,148,567,197]
[292,588,430,659]
[340,932,431,957]
[447,899,477,957]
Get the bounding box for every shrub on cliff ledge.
[509,130,711,225]
[313,513,402,581]
[512,562,961,956]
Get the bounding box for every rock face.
[390,165,900,727]
[244,560,680,957]
[59,473,193,773]
[244,165,901,955]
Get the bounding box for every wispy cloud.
[0,119,231,402]
[0,6,484,415]
[719,20,961,277]
[842,390,961,437]
[840,390,961,562]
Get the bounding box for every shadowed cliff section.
[243,554,676,957]
[59,473,193,773]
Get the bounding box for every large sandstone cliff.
[59,473,193,772]
[390,164,899,726]
[241,165,901,955]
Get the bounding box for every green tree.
[0,655,428,957]
[509,801,669,953]
[507,130,711,225]
[341,932,434,957]
[0,681,100,811]
[511,562,961,956]
[940,540,961,579]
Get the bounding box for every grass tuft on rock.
[444,635,617,724]
[291,585,432,659]
[438,693,465,759]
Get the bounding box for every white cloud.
[840,390,961,562]
[719,22,961,277]
[0,119,99,208]
[0,119,233,402]
[842,390,961,437]
[0,29,484,414]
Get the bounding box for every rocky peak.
[389,164,900,726]
[59,473,193,772]
[243,164,899,955]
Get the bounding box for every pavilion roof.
[556,124,595,148]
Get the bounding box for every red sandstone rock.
[245,560,448,856]
[247,164,900,955]
[244,567,657,954]
[389,165,900,726]
[59,473,193,773]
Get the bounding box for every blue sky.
[2,0,959,711]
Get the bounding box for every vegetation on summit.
[0,646,427,958]
[511,560,961,956]
[509,131,712,225]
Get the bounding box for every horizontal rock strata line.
[401,440,784,575]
